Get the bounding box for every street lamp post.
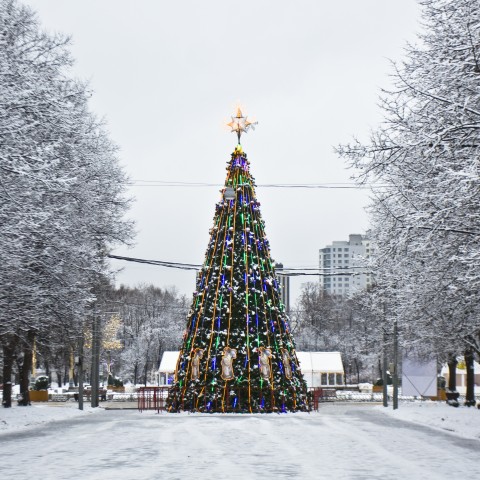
[382,328,388,407]
[393,319,399,410]
[382,303,388,407]
[76,326,85,411]
[91,311,100,408]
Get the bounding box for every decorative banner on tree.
[190,348,204,381]
[259,347,272,380]
[221,347,237,381]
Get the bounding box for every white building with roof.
[319,234,374,296]
[295,351,344,388]
[158,351,180,385]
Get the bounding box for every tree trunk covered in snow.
[447,357,457,392]
[77,332,85,411]
[144,358,149,387]
[2,341,16,408]
[446,357,459,407]
[18,332,35,406]
[464,349,475,406]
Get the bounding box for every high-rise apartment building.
[319,234,374,296]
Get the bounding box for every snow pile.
[0,403,101,435]
[376,401,480,440]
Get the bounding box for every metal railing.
[137,386,170,412]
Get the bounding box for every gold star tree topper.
[227,108,258,144]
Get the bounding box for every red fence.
[137,386,171,412]
[309,388,337,410]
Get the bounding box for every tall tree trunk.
[446,355,459,407]
[18,332,35,406]
[134,363,138,386]
[355,358,360,385]
[464,349,475,407]
[78,333,85,411]
[447,356,457,391]
[90,311,102,408]
[2,341,16,408]
[69,348,75,387]
[144,358,149,387]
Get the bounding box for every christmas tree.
[168,109,309,413]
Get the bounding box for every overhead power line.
[108,254,200,271]
[107,254,374,277]
[127,180,386,190]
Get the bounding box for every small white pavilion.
[296,351,344,388]
[158,350,344,388]
[158,351,180,386]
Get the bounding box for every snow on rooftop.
[159,351,180,373]
[296,351,344,373]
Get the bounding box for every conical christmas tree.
[168,109,309,413]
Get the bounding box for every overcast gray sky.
[24,0,422,304]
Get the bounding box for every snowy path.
[1,404,479,479]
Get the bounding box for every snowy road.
[1,404,479,479]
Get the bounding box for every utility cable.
[107,254,374,276]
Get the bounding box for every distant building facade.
[319,234,374,296]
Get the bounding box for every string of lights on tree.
[166,109,309,412]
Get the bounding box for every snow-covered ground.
[2,400,479,440]
[1,401,479,479]
[376,401,480,440]
[0,401,102,434]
